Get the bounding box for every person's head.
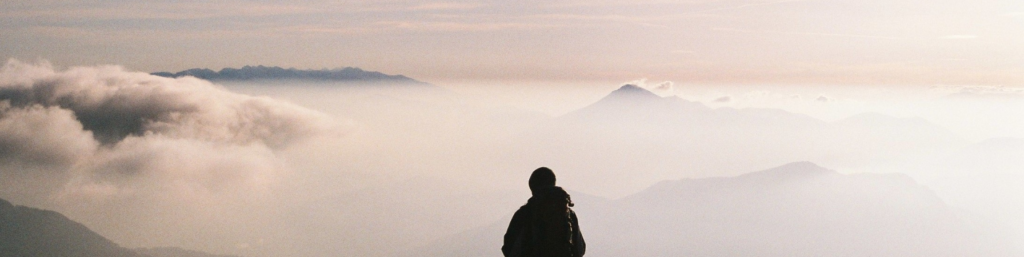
[529,167,556,196]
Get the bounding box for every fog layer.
[0,60,341,254]
[1,60,1022,256]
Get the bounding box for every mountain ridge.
[516,84,963,197]
[0,198,142,257]
[152,65,427,84]
[0,198,241,257]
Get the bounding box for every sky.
[3,0,1024,84]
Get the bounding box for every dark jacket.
[502,200,586,257]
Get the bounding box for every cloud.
[624,78,674,93]
[0,2,323,21]
[712,27,905,40]
[0,60,334,147]
[0,103,97,168]
[653,81,674,92]
[0,59,342,205]
[375,20,556,32]
[816,95,830,102]
[713,96,732,102]
[58,135,284,203]
[934,85,1024,99]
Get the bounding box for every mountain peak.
[617,84,644,91]
[604,84,661,101]
[739,161,835,180]
[613,84,654,94]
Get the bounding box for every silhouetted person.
[502,167,585,257]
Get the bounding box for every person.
[502,167,586,257]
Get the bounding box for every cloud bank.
[0,59,340,219]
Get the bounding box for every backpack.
[518,186,578,257]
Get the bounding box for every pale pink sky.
[3,0,1023,84]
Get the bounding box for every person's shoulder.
[513,202,532,215]
[508,202,533,225]
[519,197,538,211]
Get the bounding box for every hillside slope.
[0,198,142,257]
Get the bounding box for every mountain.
[411,162,1019,257]
[0,198,240,257]
[152,65,427,84]
[559,84,959,151]
[0,198,142,257]
[552,84,830,148]
[514,84,963,196]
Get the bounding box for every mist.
[1,60,1022,256]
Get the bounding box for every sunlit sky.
[3,0,1024,84]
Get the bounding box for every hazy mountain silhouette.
[597,162,1015,257]
[559,84,956,149]
[0,198,243,257]
[152,65,427,84]
[0,198,142,257]
[412,162,1018,257]
[517,84,963,196]
[556,84,830,146]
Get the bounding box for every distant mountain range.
[412,162,1018,257]
[152,65,427,84]
[0,198,238,257]
[516,84,965,196]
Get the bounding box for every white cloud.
[0,102,97,168]
[932,85,1024,99]
[0,59,344,205]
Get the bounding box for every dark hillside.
[0,198,142,257]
